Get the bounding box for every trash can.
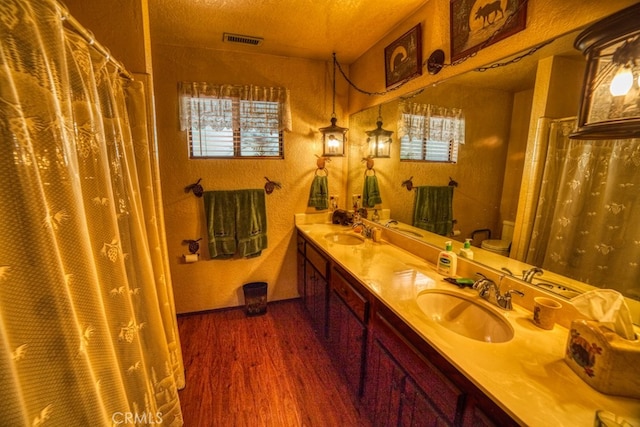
[242,282,268,316]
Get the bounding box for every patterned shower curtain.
[526,118,640,299]
[0,1,184,425]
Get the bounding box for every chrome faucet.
[473,274,524,310]
[383,219,399,227]
[352,221,373,238]
[522,267,543,283]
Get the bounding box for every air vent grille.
[223,33,263,46]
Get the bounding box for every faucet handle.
[500,289,525,310]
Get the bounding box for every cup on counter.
[533,297,562,330]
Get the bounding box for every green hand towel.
[235,189,267,258]
[413,186,453,236]
[204,191,237,258]
[308,175,328,210]
[363,175,382,208]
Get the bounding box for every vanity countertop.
[295,219,640,427]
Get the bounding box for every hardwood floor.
[177,299,371,427]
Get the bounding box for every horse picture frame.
[450,0,527,62]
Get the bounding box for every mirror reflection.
[347,29,640,324]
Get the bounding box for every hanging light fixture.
[319,53,348,156]
[366,105,393,158]
[572,3,640,139]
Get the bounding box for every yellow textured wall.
[152,45,348,313]
[64,0,151,74]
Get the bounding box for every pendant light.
[319,53,348,156]
[572,3,640,139]
[365,105,393,158]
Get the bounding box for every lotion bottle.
[459,238,474,260]
[437,241,458,277]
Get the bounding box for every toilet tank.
[501,220,515,242]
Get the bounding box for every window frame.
[186,96,284,159]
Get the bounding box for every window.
[399,103,464,163]
[179,83,291,159]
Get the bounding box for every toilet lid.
[482,239,510,251]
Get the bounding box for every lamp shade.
[320,116,348,156]
[572,3,640,139]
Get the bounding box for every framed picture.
[450,0,527,62]
[384,24,422,89]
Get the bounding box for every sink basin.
[416,290,514,343]
[324,232,365,246]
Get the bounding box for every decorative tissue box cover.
[565,319,640,399]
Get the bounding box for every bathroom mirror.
[347,29,640,325]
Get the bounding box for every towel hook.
[402,176,414,191]
[264,177,282,195]
[185,178,204,197]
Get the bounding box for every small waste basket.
[242,282,268,316]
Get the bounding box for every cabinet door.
[328,289,367,397]
[305,261,327,337]
[363,337,404,427]
[296,250,305,298]
[400,375,450,427]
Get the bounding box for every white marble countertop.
[295,218,640,427]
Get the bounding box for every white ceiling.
[149,0,429,63]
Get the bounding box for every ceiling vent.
[222,33,263,46]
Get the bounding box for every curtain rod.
[55,1,134,81]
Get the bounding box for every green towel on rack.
[235,189,267,258]
[204,191,238,258]
[413,186,454,236]
[307,175,328,210]
[362,175,382,208]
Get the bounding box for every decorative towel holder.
[185,177,282,197]
[182,238,202,254]
[401,176,458,191]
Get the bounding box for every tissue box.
[565,319,640,399]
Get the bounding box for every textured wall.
[152,45,348,313]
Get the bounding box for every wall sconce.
[320,54,348,156]
[366,105,393,158]
[572,3,640,139]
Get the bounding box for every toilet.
[481,220,515,257]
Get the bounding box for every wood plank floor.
[177,299,371,427]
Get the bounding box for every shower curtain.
[525,117,640,298]
[0,1,184,426]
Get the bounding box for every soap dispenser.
[459,238,474,260]
[437,241,458,277]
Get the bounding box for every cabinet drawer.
[306,243,328,279]
[331,267,368,323]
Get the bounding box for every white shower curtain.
[525,118,640,299]
[0,1,184,425]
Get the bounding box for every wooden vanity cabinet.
[364,302,517,427]
[302,239,329,338]
[295,231,516,426]
[327,265,370,398]
[364,303,464,426]
[296,233,306,299]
